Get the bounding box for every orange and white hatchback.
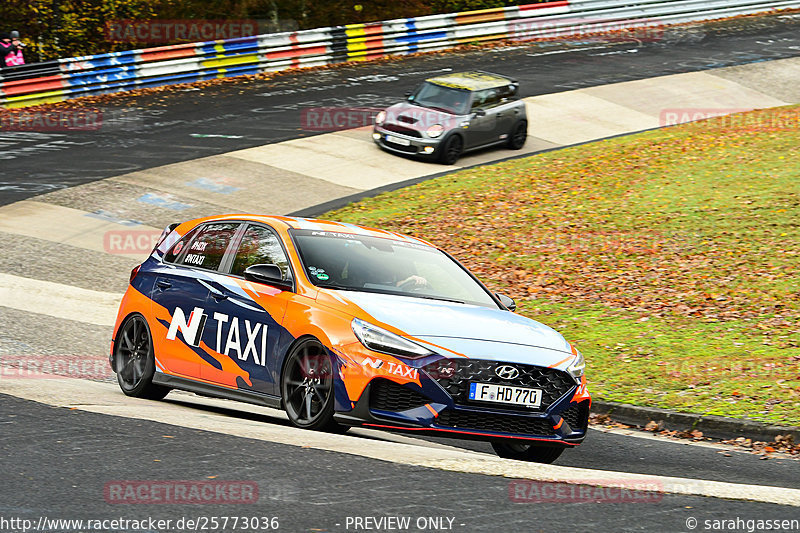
[111,214,589,463]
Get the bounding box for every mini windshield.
[408,82,471,115]
[291,230,498,308]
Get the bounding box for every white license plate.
[385,134,411,146]
[469,382,542,408]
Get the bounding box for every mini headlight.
[351,318,433,358]
[566,348,585,383]
[375,111,386,126]
[426,124,444,138]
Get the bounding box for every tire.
[281,338,343,432]
[491,441,564,464]
[438,135,463,165]
[507,120,527,149]
[114,314,170,400]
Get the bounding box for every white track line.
[0,273,122,326]
[1,378,798,507]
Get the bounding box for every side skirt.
[153,373,283,410]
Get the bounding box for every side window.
[231,225,290,278]
[164,227,200,264]
[497,84,516,101]
[178,222,240,271]
[472,88,501,110]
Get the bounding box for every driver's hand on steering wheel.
[398,275,427,289]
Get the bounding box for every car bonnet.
[338,291,574,363]
[383,102,465,130]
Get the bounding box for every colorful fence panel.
[1,0,798,108]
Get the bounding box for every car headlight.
[566,347,585,383]
[375,111,386,126]
[351,318,433,358]
[426,124,444,138]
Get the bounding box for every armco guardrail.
[2,0,798,108]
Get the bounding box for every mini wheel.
[438,135,463,165]
[507,121,527,150]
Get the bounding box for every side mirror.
[405,91,412,98]
[473,108,486,117]
[243,264,292,289]
[496,293,516,312]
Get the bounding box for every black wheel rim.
[445,137,462,162]
[283,341,333,425]
[513,124,526,145]
[116,315,150,390]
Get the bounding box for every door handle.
[209,287,228,301]
[156,280,172,290]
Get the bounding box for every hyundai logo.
[495,365,520,380]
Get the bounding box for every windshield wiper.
[410,295,467,305]
[317,283,360,292]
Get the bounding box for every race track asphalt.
[2,13,800,205]
[1,13,799,532]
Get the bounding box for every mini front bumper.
[372,126,444,157]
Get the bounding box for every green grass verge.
[324,105,800,426]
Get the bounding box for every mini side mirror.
[243,264,292,289]
[496,293,516,312]
[473,108,486,117]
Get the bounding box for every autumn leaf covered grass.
[325,105,800,426]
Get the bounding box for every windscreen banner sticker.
[296,229,430,251]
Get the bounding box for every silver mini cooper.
[373,71,527,165]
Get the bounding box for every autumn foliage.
[327,106,800,425]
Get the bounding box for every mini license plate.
[385,134,411,146]
[468,382,542,408]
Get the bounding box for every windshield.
[291,230,498,308]
[408,81,470,115]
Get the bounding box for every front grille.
[561,400,590,432]
[370,379,430,412]
[382,139,418,153]
[382,123,422,138]
[436,410,555,436]
[423,359,575,411]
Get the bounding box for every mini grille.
[423,359,575,411]
[436,410,555,436]
[382,124,422,138]
[561,400,590,432]
[370,379,430,412]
